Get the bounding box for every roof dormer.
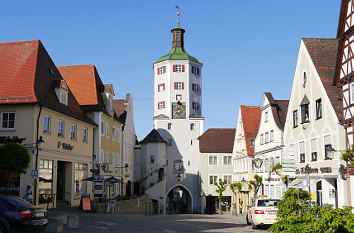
[53,80,69,106]
[103,84,115,115]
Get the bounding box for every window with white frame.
[324,135,332,160]
[83,127,88,142]
[351,83,354,103]
[265,111,268,122]
[58,120,64,136]
[209,175,218,185]
[112,152,116,166]
[311,138,317,161]
[299,141,305,163]
[260,134,264,145]
[209,155,217,165]
[106,123,110,137]
[100,150,104,163]
[70,124,77,139]
[61,92,67,105]
[316,99,322,119]
[293,110,298,127]
[223,156,232,165]
[192,102,200,110]
[175,65,182,72]
[250,139,255,146]
[190,123,194,131]
[158,101,165,109]
[265,132,269,143]
[106,152,109,163]
[270,130,274,142]
[224,175,232,184]
[43,115,51,132]
[101,121,105,135]
[1,112,15,129]
[158,83,165,92]
[174,82,183,90]
[112,127,116,139]
[157,66,166,74]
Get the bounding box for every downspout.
[121,123,125,196]
[34,105,42,205]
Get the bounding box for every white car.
[246,198,280,229]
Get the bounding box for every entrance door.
[57,161,65,200]
[206,195,216,214]
[126,181,131,196]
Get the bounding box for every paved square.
[47,209,268,233]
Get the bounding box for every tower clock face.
[172,103,186,119]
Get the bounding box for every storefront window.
[74,163,88,199]
[39,160,53,204]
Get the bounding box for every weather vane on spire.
[176,5,181,27]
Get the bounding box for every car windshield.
[0,196,32,208]
[257,199,280,207]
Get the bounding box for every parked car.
[0,195,48,233]
[246,198,280,229]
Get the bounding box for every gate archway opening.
[166,185,192,214]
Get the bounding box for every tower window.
[190,123,195,130]
[157,66,166,75]
[192,102,200,110]
[192,66,200,75]
[173,65,184,72]
[158,101,165,109]
[174,82,184,90]
[192,83,200,92]
[158,83,165,92]
[301,104,309,123]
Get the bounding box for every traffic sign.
[31,170,38,177]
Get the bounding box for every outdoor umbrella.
[104,176,122,199]
[83,176,95,181]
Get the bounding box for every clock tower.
[151,12,204,213]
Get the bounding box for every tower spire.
[172,6,185,49]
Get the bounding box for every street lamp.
[304,164,311,195]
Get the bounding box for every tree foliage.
[272,163,282,176]
[0,143,31,175]
[230,182,242,193]
[249,174,263,197]
[341,144,354,167]
[214,179,227,201]
[269,189,354,233]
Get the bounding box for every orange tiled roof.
[58,65,105,110]
[240,105,261,155]
[0,40,39,103]
[0,40,96,125]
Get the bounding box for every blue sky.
[0,1,340,140]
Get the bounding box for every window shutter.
[163,66,166,73]
[174,82,177,89]
[173,65,176,72]
[197,68,200,75]
[182,82,184,90]
[158,85,160,92]
[163,84,165,91]
[163,102,165,108]
[157,68,160,75]
[158,102,160,110]
[182,65,185,72]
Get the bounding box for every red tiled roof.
[58,65,106,111]
[113,99,125,116]
[302,38,343,123]
[0,40,96,125]
[240,105,261,155]
[0,40,39,103]
[199,128,235,153]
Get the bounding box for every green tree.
[0,143,31,193]
[214,179,227,214]
[248,174,263,197]
[341,144,354,167]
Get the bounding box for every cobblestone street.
[47,209,268,233]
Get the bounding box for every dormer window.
[54,80,69,106]
[61,93,67,105]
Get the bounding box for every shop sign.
[296,166,333,175]
[57,141,73,150]
[0,136,26,144]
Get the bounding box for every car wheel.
[0,223,7,233]
[246,214,251,225]
[251,222,258,229]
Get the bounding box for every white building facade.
[139,17,204,213]
[253,93,288,199]
[283,38,347,208]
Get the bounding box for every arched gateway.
[166,185,193,214]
